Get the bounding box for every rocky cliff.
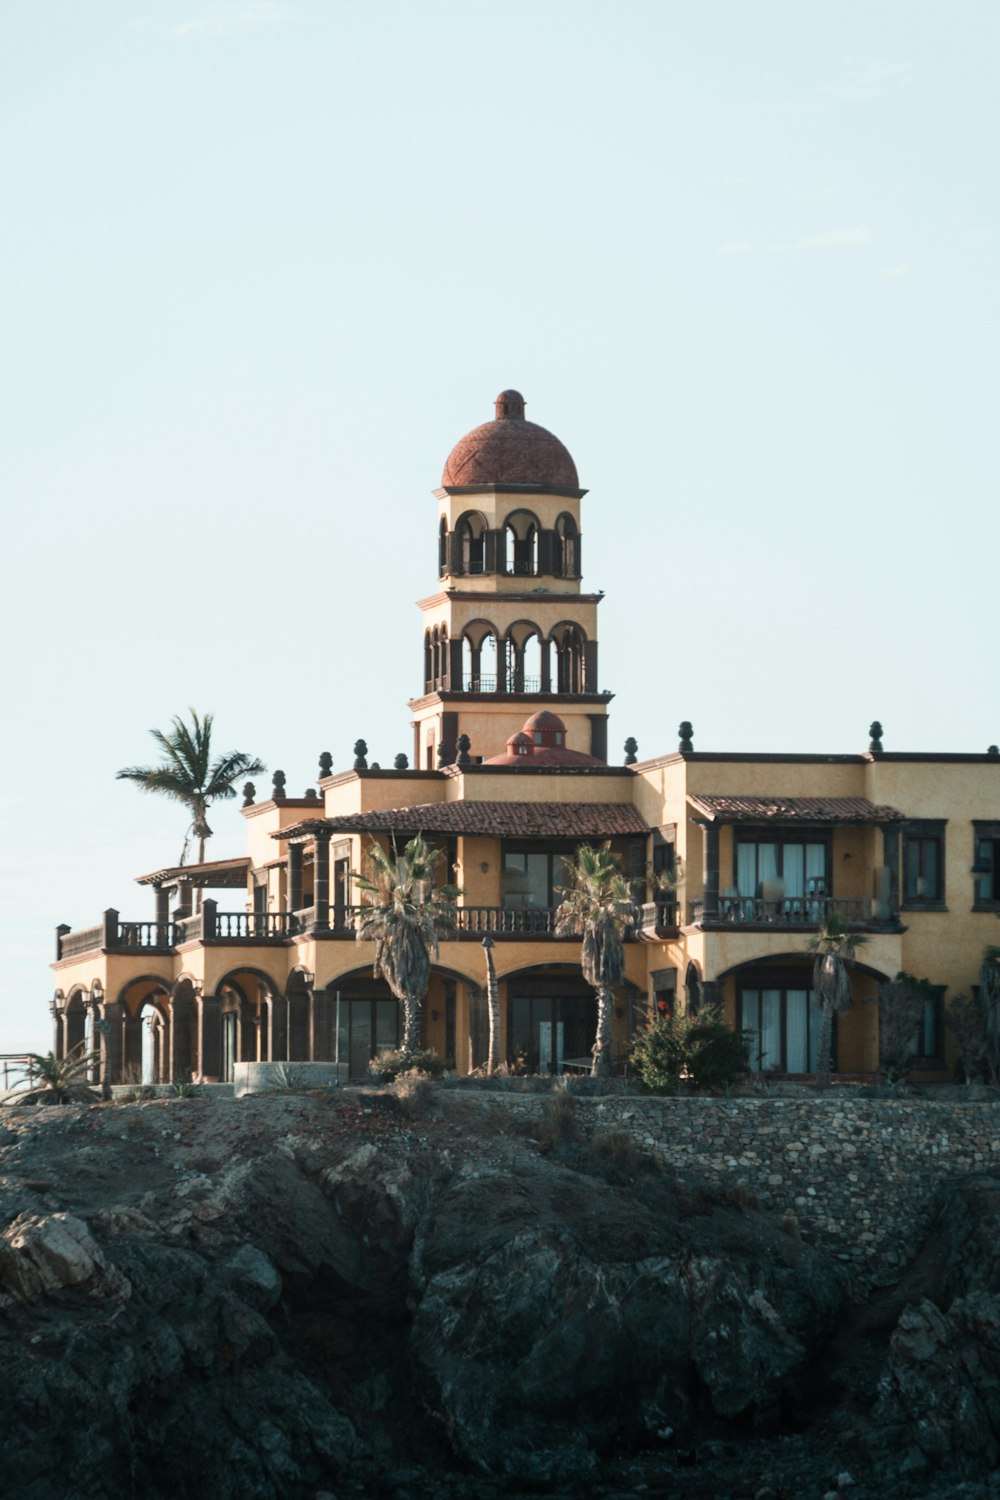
[0,1086,997,1499]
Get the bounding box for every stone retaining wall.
[498,1094,1000,1285]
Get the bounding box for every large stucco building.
[52,391,1000,1084]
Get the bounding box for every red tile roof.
[686,794,904,824]
[275,801,648,841]
[442,391,580,490]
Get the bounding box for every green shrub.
[630,1008,748,1094]
[686,1020,750,1090]
[368,1047,444,1084]
[630,1012,695,1093]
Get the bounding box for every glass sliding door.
[740,980,823,1073]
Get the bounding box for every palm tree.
[353,834,460,1058]
[808,916,868,1087]
[482,936,500,1074]
[117,710,265,868]
[5,1044,99,1106]
[555,842,634,1078]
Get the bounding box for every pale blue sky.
[2,1,997,1051]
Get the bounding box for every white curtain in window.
[785,989,809,1071]
[761,989,781,1070]
[784,845,804,898]
[737,844,757,898]
[758,845,779,892]
[806,844,826,890]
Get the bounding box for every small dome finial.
[495,389,525,420]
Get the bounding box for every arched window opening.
[479,633,498,692]
[458,514,487,575]
[424,630,432,694]
[462,629,498,692]
[555,514,578,578]
[521,631,542,693]
[503,512,539,576]
[504,627,543,693]
[438,517,448,576]
[553,624,586,694]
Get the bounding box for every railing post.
[700,822,720,920]
[313,830,332,933]
[289,842,304,914]
[103,909,119,948]
[55,924,70,961]
[202,898,217,940]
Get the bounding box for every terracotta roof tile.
[686,794,904,824]
[275,801,648,841]
[442,391,579,490]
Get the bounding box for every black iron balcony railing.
[56,896,680,961]
[689,895,878,928]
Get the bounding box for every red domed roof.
[522,711,565,733]
[483,712,605,767]
[442,390,580,491]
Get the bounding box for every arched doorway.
[215,967,282,1076]
[505,965,597,1075]
[328,972,400,1079]
[722,954,884,1075]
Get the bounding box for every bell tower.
[409,390,612,769]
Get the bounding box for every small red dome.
[523,711,565,733]
[483,712,605,767]
[442,391,579,491]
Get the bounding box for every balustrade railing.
[637,900,678,935]
[209,911,298,940]
[114,920,177,949]
[455,906,561,935]
[689,895,872,927]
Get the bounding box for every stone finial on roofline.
[318,751,333,779]
[624,737,638,765]
[868,721,884,756]
[678,722,694,753]
[353,740,368,770]
[242,782,255,807]
[271,770,286,802]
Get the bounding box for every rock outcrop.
[0,1089,996,1498]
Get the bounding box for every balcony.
[688,895,896,931]
[56,897,676,963]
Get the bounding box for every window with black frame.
[902,820,946,908]
[973,822,1000,908]
[730,835,829,920]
